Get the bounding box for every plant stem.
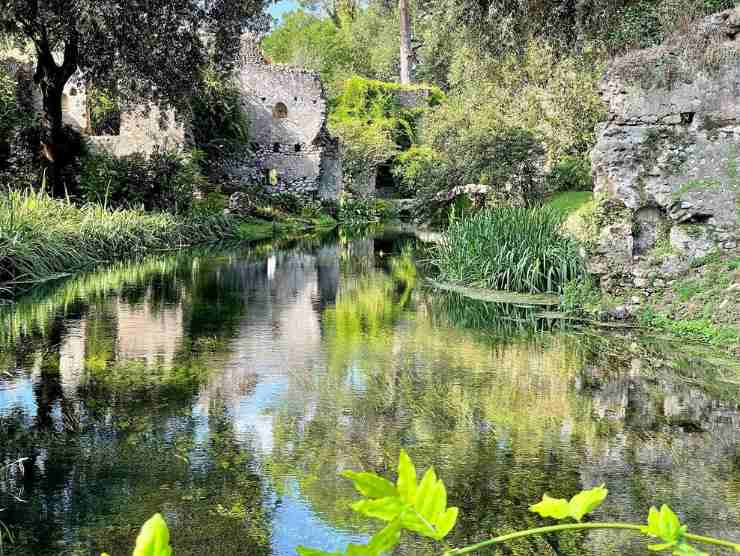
[445,523,740,555]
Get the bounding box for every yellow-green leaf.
[568,484,608,522]
[342,471,398,499]
[529,495,571,520]
[397,450,417,504]
[642,505,686,546]
[401,509,437,538]
[297,548,342,556]
[133,514,172,556]
[415,468,438,521]
[352,497,405,522]
[433,507,459,540]
[367,518,402,555]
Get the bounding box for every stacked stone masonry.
[231,35,342,200]
[589,8,740,291]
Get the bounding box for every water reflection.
[0,233,739,555]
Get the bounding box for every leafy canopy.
[0,0,269,112]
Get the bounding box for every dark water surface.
[1,231,739,555]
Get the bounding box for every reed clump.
[0,189,238,297]
[432,206,585,294]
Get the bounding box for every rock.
[654,279,666,288]
[587,9,740,293]
[669,225,717,260]
[608,305,632,320]
[228,191,259,217]
[631,296,643,305]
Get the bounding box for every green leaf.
[132,514,173,556]
[568,484,608,522]
[648,542,678,552]
[433,507,459,540]
[529,485,608,522]
[397,450,417,504]
[352,497,405,522]
[529,494,571,520]
[342,471,398,499]
[642,505,685,546]
[297,548,342,556]
[401,509,437,538]
[414,468,439,522]
[366,518,402,555]
[347,544,371,556]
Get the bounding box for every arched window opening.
[273,143,281,153]
[273,102,288,119]
[294,144,302,152]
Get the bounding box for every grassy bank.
[432,206,585,294]
[0,189,239,296]
[0,190,336,298]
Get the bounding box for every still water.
[0,230,739,555]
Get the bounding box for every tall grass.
[0,189,238,297]
[432,206,585,294]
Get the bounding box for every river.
[0,229,738,555]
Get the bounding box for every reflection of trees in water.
[268,289,740,555]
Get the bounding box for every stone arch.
[273,102,288,119]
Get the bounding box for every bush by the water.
[0,189,237,297]
[79,148,207,213]
[433,207,585,294]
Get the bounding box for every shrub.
[417,99,547,204]
[546,155,593,193]
[79,148,207,213]
[391,145,447,198]
[432,206,585,294]
[338,194,396,223]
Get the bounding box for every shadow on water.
[0,228,738,555]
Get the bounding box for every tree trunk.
[34,31,78,196]
[399,0,413,84]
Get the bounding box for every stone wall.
[589,9,740,290]
[234,37,342,200]
[3,55,184,157]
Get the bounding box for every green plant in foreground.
[108,452,740,555]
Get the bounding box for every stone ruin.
[3,34,343,200]
[589,8,740,291]
[1,54,184,158]
[227,33,342,200]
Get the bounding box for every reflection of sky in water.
[270,480,368,556]
[0,377,36,415]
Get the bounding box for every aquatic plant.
[432,206,585,294]
[0,189,239,297]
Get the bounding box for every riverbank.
[0,189,337,298]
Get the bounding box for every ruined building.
[3,34,343,200]
[232,34,342,200]
[589,8,740,290]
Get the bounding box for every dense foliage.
[0,0,267,194]
[79,149,207,213]
[328,76,443,193]
[433,207,585,294]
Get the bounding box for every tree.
[298,0,360,26]
[0,0,268,195]
[398,0,413,83]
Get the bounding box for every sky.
[269,0,300,22]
